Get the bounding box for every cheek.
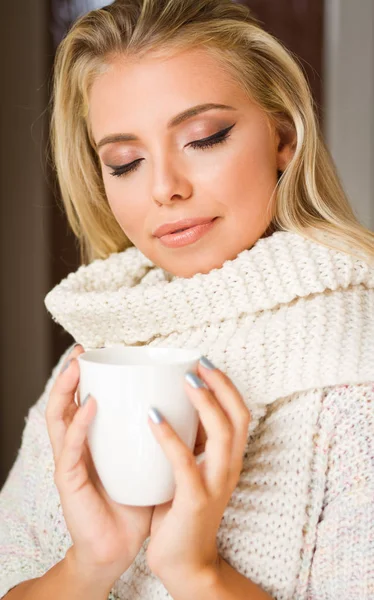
[104,179,147,239]
[215,140,277,200]
[215,134,278,228]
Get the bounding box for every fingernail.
[81,394,92,412]
[199,356,216,370]
[61,359,72,374]
[148,406,164,424]
[185,372,206,389]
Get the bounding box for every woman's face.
[89,47,293,277]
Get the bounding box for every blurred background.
[0,0,373,487]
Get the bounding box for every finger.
[81,439,109,498]
[147,408,206,506]
[46,357,80,462]
[60,343,84,372]
[197,358,251,473]
[184,374,233,494]
[56,395,96,490]
[46,345,85,462]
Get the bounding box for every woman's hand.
[145,357,251,586]
[46,344,154,588]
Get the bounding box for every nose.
[151,154,193,206]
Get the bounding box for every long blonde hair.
[50,0,374,265]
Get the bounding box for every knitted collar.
[45,230,374,403]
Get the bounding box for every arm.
[4,547,111,600]
[145,360,275,600]
[160,556,274,600]
[212,557,274,600]
[0,345,76,598]
[308,382,374,599]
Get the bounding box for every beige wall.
[0,2,51,485]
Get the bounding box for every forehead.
[88,47,245,134]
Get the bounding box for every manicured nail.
[199,356,216,370]
[80,394,92,412]
[185,372,206,389]
[61,359,72,374]
[148,407,164,424]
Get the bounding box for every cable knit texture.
[1,230,373,599]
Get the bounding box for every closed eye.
[188,123,235,150]
[108,123,236,178]
[108,158,144,178]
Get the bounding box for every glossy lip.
[157,218,218,248]
[152,216,217,238]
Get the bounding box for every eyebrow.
[95,102,237,150]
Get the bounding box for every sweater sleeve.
[308,382,374,599]
[0,344,74,598]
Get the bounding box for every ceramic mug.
[77,346,202,506]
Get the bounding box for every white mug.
[77,346,202,506]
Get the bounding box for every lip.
[157,217,218,248]
[153,216,217,238]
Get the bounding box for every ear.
[275,118,297,172]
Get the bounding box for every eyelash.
[108,123,235,178]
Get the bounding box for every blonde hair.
[50,0,374,265]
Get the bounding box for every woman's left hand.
[145,357,251,584]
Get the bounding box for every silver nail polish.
[199,356,216,370]
[61,359,71,374]
[148,406,163,424]
[185,372,206,388]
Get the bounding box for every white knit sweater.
[1,230,374,599]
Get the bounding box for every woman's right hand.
[46,344,154,588]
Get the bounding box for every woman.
[1,0,373,598]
